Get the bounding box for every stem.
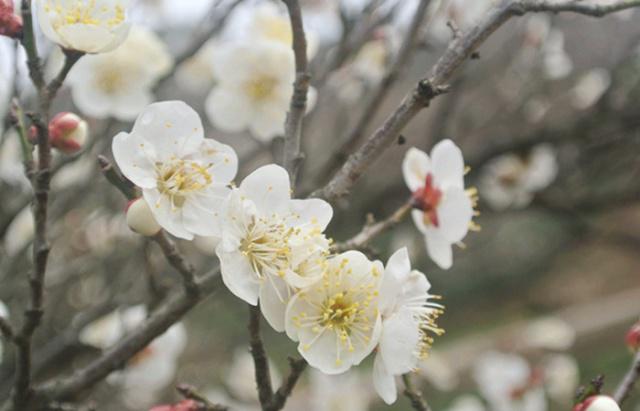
[402,374,431,411]
[613,351,640,405]
[248,305,273,409]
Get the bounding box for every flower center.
[46,0,125,29]
[245,75,278,101]
[96,66,126,94]
[156,159,213,209]
[240,216,296,281]
[411,173,443,227]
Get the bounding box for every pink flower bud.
[0,0,22,39]
[149,400,199,411]
[48,112,88,154]
[574,396,621,411]
[126,198,161,236]
[625,321,640,352]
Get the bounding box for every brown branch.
[248,305,273,409]
[613,351,640,405]
[333,199,412,252]
[267,357,307,411]
[152,232,199,297]
[97,155,137,200]
[46,50,83,101]
[281,0,310,182]
[176,384,229,411]
[402,374,431,411]
[312,0,640,202]
[0,317,14,341]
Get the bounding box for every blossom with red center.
[402,140,476,269]
[0,0,22,39]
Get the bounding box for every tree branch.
[267,357,307,411]
[613,351,640,405]
[152,232,199,297]
[281,0,310,183]
[402,373,431,411]
[248,305,273,409]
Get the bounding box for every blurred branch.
[402,373,431,411]
[0,317,14,341]
[152,232,199,296]
[613,351,640,405]
[333,198,412,252]
[312,0,640,202]
[176,384,228,411]
[19,0,44,92]
[248,305,274,409]
[281,0,310,183]
[267,357,307,411]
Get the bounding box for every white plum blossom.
[446,395,487,411]
[373,247,444,404]
[205,41,295,141]
[216,164,332,331]
[479,144,558,211]
[112,101,238,240]
[402,140,476,270]
[67,26,173,120]
[80,305,187,408]
[285,250,383,374]
[36,0,131,53]
[542,30,573,79]
[571,68,611,110]
[309,369,374,411]
[474,351,547,411]
[522,316,575,351]
[543,354,579,405]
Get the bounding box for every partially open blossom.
[0,0,22,39]
[48,112,88,154]
[68,26,173,120]
[112,101,238,240]
[206,40,315,142]
[626,320,640,352]
[574,396,621,411]
[36,0,131,53]
[480,144,557,211]
[285,250,383,374]
[402,141,476,269]
[474,351,546,411]
[216,164,332,331]
[373,248,444,404]
[126,198,161,236]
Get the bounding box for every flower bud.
[126,198,161,236]
[574,396,621,411]
[49,112,88,154]
[149,400,199,411]
[625,320,640,352]
[0,0,22,39]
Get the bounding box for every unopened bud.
[49,112,88,154]
[126,198,161,236]
[574,396,621,411]
[149,400,199,411]
[0,0,22,39]
[625,320,640,352]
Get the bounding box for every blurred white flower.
[112,101,238,240]
[36,0,131,53]
[373,247,444,404]
[131,0,213,28]
[80,305,187,408]
[402,141,476,269]
[474,351,547,411]
[68,26,172,120]
[285,250,383,375]
[226,349,281,403]
[0,130,30,190]
[205,40,297,141]
[428,0,494,43]
[216,164,332,331]
[522,316,576,351]
[543,354,579,404]
[310,369,374,411]
[351,37,390,85]
[192,235,220,256]
[446,395,486,411]
[542,30,573,79]
[571,68,611,110]
[3,206,33,257]
[479,144,558,211]
[175,39,218,93]
[416,350,460,392]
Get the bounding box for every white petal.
[411,209,428,234]
[259,278,290,332]
[56,24,115,53]
[402,147,430,192]
[379,310,420,375]
[285,292,312,341]
[240,164,291,215]
[188,138,239,185]
[248,98,287,142]
[379,247,411,314]
[437,187,473,243]
[181,187,230,237]
[432,139,465,190]
[142,189,193,240]
[217,248,260,305]
[425,231,453,270]
[112,131,157,188]
[132,101,204,162]
[288,198,333,230]
[110,88,152,121]
[373,353,398,405]
[205,87,251,133]
[298,330,352,375]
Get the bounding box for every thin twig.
[152,232,199,297]
[282,0,310,182]
[402,373,431,411]
[613,351,640,405]
[176,384,229,411]
[46,50,83,100]
[97,155,137,200]
[267,357,307,411]
[248,305,273,409]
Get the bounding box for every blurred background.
[0,0,639,410]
